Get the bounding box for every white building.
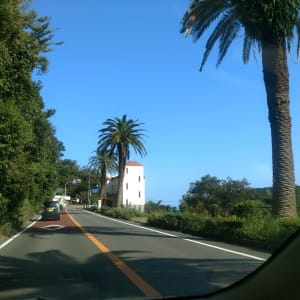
[103,161,145,211]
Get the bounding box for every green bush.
[100,207,300,251]
[232,216,300,250]
[147,212,180,229]
[148,212,243,236]
[89,205,97,212]
[0,222,15,237]
[231,200,270,219]
[100,206,143,220]
[208,204,222,217]
[147,211,300,251]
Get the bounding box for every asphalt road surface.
[0,206,269,300]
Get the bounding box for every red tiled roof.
[126,161,143,166]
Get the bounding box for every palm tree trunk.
[117,169,125,208]
[100,166,106,201]
[117,148,126,208]
[261,37,297,218]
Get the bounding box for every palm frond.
[242,36,252,64]
[97,114,147,162]
[181,0,226,40]
[242,35,260,64]
[200,8,238,71]
[182,0,300,71]
[217,13,241,67]
[295,18,300,58]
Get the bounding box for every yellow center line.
[67,212,161,298]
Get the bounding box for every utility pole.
[88,173,91,206]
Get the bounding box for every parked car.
[42,201,60,221]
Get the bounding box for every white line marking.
[183,238,265,261]
[0,217,40,250]
[83,210,266,261]
[85,210,177,237]
[41,225,65,231]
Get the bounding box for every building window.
[138,176,141,182]
[126,183,128,190]
[126,168,128,174]
[138,191,141,198]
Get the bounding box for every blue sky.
[31,0,300,207]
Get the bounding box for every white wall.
[104,161,145,211]
[123,164,145,208]
[105,176,118,196]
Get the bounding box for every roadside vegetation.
[99,206,144,221]
[99,175,300,252]
[146,212,300,252]
[0,1,63,238]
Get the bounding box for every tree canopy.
[0,0,63,229]
[179,175,257,216]
[89,149,118,201]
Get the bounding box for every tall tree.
[97,115,147,207]
[179,175,254,215]
[56,159,81,189]
[180,0,300,218]
[88,149,117,202]
[0,0,63,227]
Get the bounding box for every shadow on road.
[0,249,146,300]
[0,246,262,299]
[0,209,264,299]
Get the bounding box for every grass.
[131,216,148,224]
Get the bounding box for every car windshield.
[44,202,58,208]
[0,1,300,299]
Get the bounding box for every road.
[0,206,269,299]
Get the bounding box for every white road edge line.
[84,210,266,261]
[182,238,265,261]
[0,217,41,250]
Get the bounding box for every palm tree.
[97,114,147,207]
[88,149,118,203]
[180,0,300,218]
